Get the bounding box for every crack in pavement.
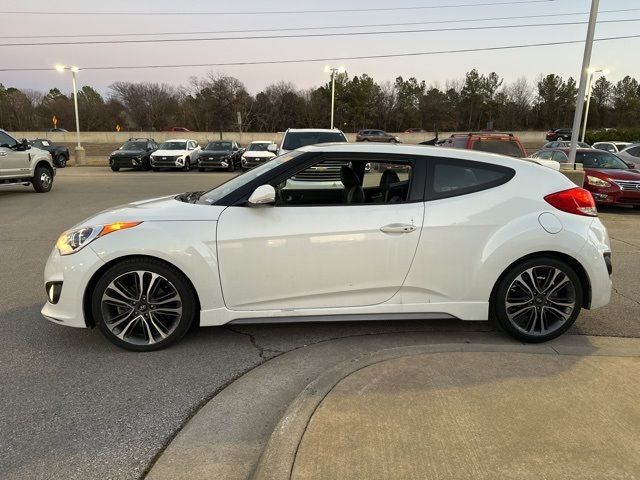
[612,287,640,307]
[609,236,640,251]
[223,326,284,361]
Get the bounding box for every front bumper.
[198,157,230,168]
[41,245,105,328]
[589,186,640,207]
[242,157,268,168]
[109,156,144,168]
[151,156,183,168]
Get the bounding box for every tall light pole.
[568,0,599,164]
[55,65,85,165]
[324,65,345,129]
[581,67,608,142]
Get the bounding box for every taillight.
[544,187,598,217]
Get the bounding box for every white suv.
[150,139,201,171]
[277,128,348,155]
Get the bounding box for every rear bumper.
[578,218,612,310]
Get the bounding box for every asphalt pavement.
[0,167,638,480]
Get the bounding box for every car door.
[0,131,31,177]
[216,153,425,311]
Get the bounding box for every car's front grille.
[613,180,640,191]
[292,161,349,182]
[152,155,179,166]
[199,155,228,167]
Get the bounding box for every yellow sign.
[115,124,121,132]
[52,115,58,128]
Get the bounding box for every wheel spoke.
[508,305,535,318]
[102,293,132,308]
[148,312,169,340]
[107,282,137,303]
[146,273,161,300]
[107,308,135,328]
[116,315,141,340]
[149,292,180,306]
[153,307,181,316]
[547,277,570,296]
[547,298,575,308]
[134,271,146,300]
[545,305,571,321]
[140,317,156,345]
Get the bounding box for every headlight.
[587,175,611,188]
[55,222,142,256]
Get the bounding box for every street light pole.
[568,0,599,164]
[55,65,85,165]
[581,68,607,143]
[324,65,345,129]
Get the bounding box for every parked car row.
[108,138,278,172]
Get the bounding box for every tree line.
[1,70,639,133]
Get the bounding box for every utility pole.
[568,0,599,164]
[324,65,345,129]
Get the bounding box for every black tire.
[56,154,68,168]
[110,166,120,172]
[362,138,370,142]
[182,158,190,172]
[227,160,235,172]
[198,167,205,172]
[92,258,197,351]
[389,138,398,143]
[32,165,53,193]
[492,256,582,343]
[142,159,152,171]
[152,167,160,172]
[632,205,640,210]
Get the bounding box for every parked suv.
[439,132,527,158]
[108,138,158,172]
[0,129,56,192]
[196,140,244,172]
[355,129,399,143]
[546,128,573,141]
[150,139,200,171]
[28,138,70,168]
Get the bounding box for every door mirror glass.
[267,143,278,153]
[248,184,276,206]
[18,138,30,150]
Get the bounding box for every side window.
[428,159,515,200]
[537,151,553,160]
[275,158,413,206]
[551,151,568,162]
[0,131,17,148]
[628,146,640,157]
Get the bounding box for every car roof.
[298,142,533,167]
[162,139,193,142]
[250,140,272,144]
[285,128,344,133]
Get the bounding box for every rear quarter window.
[427,158,515,200]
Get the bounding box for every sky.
[1,0,639,96]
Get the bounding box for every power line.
[1,7,636,41]
[0,0,556,16]
[1,34,638,73]
[2,18,638,48]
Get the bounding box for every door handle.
[380,223,416,234]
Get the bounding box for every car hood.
[200,150,232,156]
[111,149,145,156]
[152,149,190,156]
[76,194,225,227]
[243,151,274,158]
[586,168,640,180]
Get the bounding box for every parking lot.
[1,167,639,480]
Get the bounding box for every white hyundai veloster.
[42,144,612,351]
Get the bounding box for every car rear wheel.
[32,166,53,192]
[227,161,235,172]
[92,259,197,351]
[110,166,120,172]
[56,154,68,168]
[493,257,582,343]
[182,158,190,172]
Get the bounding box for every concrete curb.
[145,334,640,480]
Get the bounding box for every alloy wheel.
[100,270,183,346]
[40,171,52,189]
[504,266,577,337]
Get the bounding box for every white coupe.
[42,144,612,351]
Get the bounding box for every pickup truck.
[0,129,56,192]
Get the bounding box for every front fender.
[89,220,223,311]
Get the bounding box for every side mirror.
[267,143,278,153]
[628,162,636,169]
[18,138,30,151]
[247,184,276,206]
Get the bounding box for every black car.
[29,138,70,168]
[197,140,244,172]
[545,128,573,141]
[108,138,158,171]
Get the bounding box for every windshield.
[158,141,187,150]
[282,131,347,151]
[121,141,147,150]
[248,142,271,152]
[471,140,523,158]
[576,151,630,169]
[197,150,303,205]
[205,141,232,151]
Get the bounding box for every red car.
[539,148,640,209]
[439,132,527,158]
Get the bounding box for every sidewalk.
[146,333,640,480]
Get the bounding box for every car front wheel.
[493,257,582,343]
[182,158,190,172]
[92,258,197,351]
[32,166,53,192]
[56,154,68,168]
